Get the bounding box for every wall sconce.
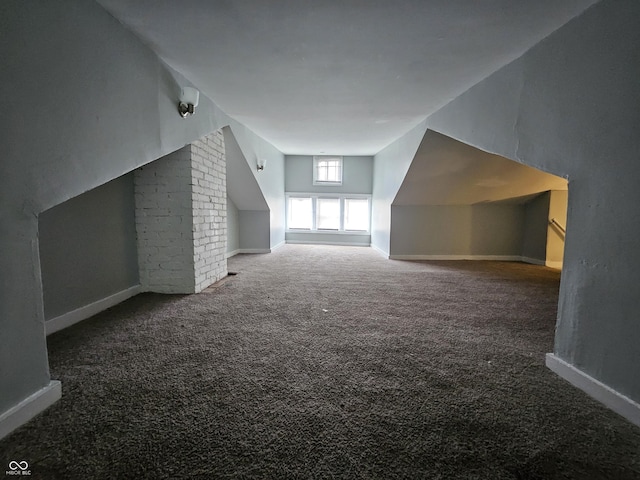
[178,86,200,118]
[257,158,267,171]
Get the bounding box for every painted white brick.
[134,129,227,294]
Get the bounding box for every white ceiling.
[97,0,597,155]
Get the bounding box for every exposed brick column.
[191,130,227,292]
[134,129,227,294]
[134,146,195,293]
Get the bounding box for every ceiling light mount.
[257,158,266,171]
[178,86,199,118]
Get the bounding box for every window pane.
[317,164,328,181]
[317,198,340,230]
[288,197,312,229]
[314,157,342,184]
[326,162,340,182]
[344,198,369,231]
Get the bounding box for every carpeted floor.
[1,244,639,479]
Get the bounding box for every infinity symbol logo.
[8,461,28,471]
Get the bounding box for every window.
[288,197,313,230]
[286,194,370,233]
[313,156,342,185]
[317,198,340,230]
[344,198,369,231]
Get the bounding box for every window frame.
[286,196,314,230]
[343,197,371,232]
[316,197,341,231]
[312,156,343,186]
[286,193,371,234]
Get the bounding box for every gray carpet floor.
[1,244,639,479]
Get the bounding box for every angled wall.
[223,127,272,254]
[388,130,566,260]
[393,130,567,206]
[371,120,428,256]
[427,0,640,421]
[226,122,286,250]
[39,174,139,321]
[38,174,141,336]
[0,0,231,438]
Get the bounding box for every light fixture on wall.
[257,158,267,171]
[178,86,200,118]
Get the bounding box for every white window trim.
[286,193,371,234]
[312,156,343,186]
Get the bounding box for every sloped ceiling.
[222,127,269,211]
[393,130,567,206]
[96,0,597,155]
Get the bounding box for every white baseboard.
[0,381,62,440]
[546,353,640,428]
[389,254,522,261]
[226,248,273,258]
[521,256,546,266]
[285,240,370,247]
[370,244,390,258]
[271,241,286,251]
[389,255,562,269]
[46,285,141,336]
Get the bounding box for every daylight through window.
[344,198,369,231]
[286,194,370,233]
[313,156,343,185]
[288,197,313,230]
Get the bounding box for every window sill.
[286,229,370,235]
[311,182,343,187]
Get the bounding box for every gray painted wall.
[521,192,550,263]
[0,0,229,417]
[238,211,271,250]
[224,127,269,212]
[286,232,371,246]
[387,128,565,261]
[223,127,270,253]
[228,121,286,249]
[285,156,373,194]
[427,0,640,401]
[0,0,293,426]
[39,174,138,320]
[227,197,240,254]
[390,205,524,257]
[371,121,428,255]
